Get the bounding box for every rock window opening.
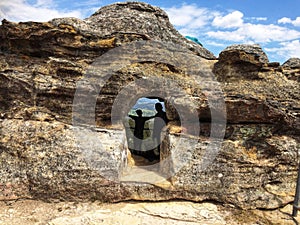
[125,97,167,165]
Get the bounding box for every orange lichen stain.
[126,150,136,167]
[89,37,116,48]
[242,146,258,161]
[58,24,77,34]
[169,125,184,134]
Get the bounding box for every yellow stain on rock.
[58,24,77,34]
[89,37,116,48]
[242,146,258,161]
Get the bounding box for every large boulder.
[51,2,216,59]
[221,44,269,63]
[282,58,300,82]
[282,57,300,68]
[0,2,299,211]
[213,44,270,81]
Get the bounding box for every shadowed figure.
[128,109,154,155]
[152,103,168,158]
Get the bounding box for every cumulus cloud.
[0,0,82,22]
[165,4,300,43]
[207,23,300,43]
[205,40,227,47]
[265,40,300,61]
[278,17,300,27]
[165,3,300,62]
[212,11,244,28]
[165,4,219,29]
[278,17,292,24]
[177,28,200,38]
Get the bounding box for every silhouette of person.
[128,109,154,154]
[152,102,168,158]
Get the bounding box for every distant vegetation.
[132,99,155,111]
[128,108,156,117]
[125,97,164,150]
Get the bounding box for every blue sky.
[0,0,300,63]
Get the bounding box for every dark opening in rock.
[125,97,167,165]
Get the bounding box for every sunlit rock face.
[0,2,299,210]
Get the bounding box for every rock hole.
[124,97,167,166]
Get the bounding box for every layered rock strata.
[0,2,299,210]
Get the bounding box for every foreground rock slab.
[0,200,299,225]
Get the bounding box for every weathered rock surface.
[0,1,299,217]
[0,2,215,60]
[1,199,299,225]
[213,44,269,81]
[282,58,300,82]
[221,44,269,63]
[283,58,300,68]
[84,2,215,59]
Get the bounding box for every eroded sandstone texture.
[0,2,299,210]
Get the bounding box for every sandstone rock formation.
[283,58,300,68]
[282,57,300,82]
[0,1,299,214]
[1,199,299,225]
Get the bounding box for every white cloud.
[265,40,300,61]
[278,17,292,24]
[178,28,200,38]
[205,40,227,48]
[165,3,300,64]
[0,0,82,22]
[278,16,300,27]
[207,23,300,43]
[212,11,244,28]
[206,30,245,42]
[249,17,267,22]
[34,0,53,7]
[165,4,300,45]
[165,4,219,29]
[73,0,101,7]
